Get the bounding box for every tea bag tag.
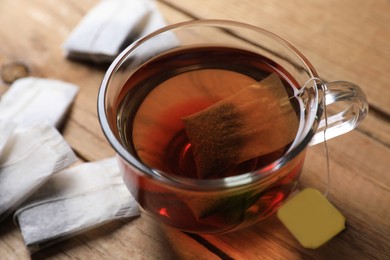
[277,78,345,249]
[277,188,345,249]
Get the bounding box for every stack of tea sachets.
[0,77,140,253]
[2,0,172,253]
[63,0,170,63]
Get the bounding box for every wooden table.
[1,0,389,259]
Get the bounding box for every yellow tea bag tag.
[277,188,345,249]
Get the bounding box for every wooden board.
[0,0,389,259]
[162,0,390,115]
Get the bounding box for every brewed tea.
[116,46,304,233]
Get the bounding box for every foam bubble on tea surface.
[183,73,299,178]
[277,188,346,249]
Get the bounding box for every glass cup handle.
[309,81,369,145]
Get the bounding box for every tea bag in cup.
[15,158,140,253]
[183,73,300,178]
[0,77,79,128]
[63,0,155,63]
[0,123,77,222]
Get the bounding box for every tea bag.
[14,158,140,253]
[0,77,79,128]
[0,121,15,158]
[63,0,155,63]
[0,123,77,222]
[136,2,169,38]
[183,73,299,178]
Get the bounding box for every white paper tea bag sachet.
[0,121,15,158]
[133,3,179,57]
[15,158,140,253]
[137,3,168,38]
[63,0,160,63]
[0,123,77,222]
[0,77,79,128]
[183,73,299,178]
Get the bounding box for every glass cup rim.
[97,19,321,190]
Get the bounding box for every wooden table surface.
[1,0,389,259]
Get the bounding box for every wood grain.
[200,130,390,259]
[200,135,390,259]
[0,1,214,259]
[0,0,389,259]
[161,0,390,114]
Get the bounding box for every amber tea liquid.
[116,46,305,233]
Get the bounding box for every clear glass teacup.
[98,20,368,234]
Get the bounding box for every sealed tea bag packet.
[0,121,15,158]
[63,0,169,63]
[133,3,179,57]
[0,77,79,128]
[63,0,152,63]
[183,73,299,178]
[0,123,77,222]
[15,158,140,253]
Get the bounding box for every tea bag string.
[294,77,331,197]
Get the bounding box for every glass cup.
[98,20,368,234]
